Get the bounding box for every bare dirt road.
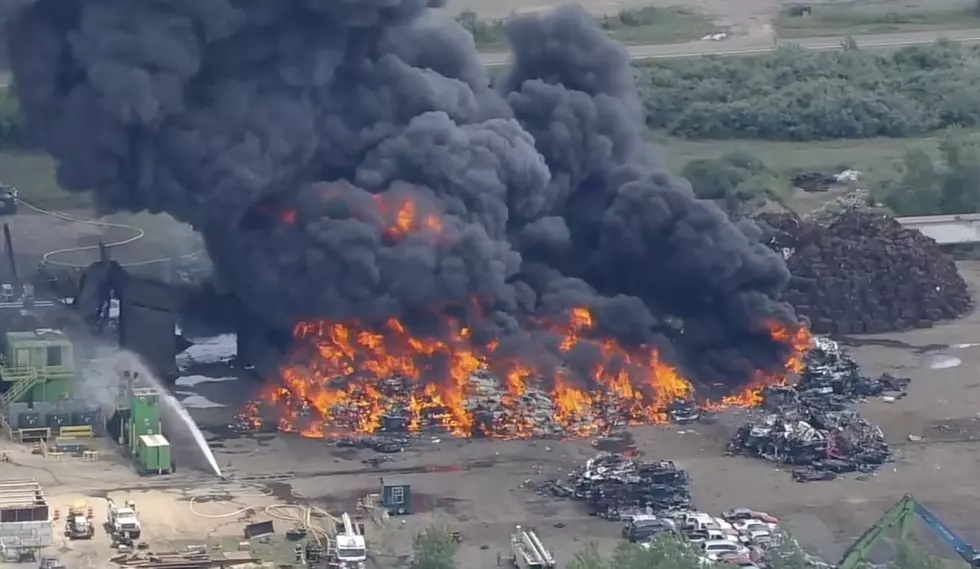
[478,26,980,65]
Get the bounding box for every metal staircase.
[0,367,38,407]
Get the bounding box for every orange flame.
[251,309,813,439]
[373,195,444,241]
[280,207,297,226]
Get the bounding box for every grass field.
[0,151,91,211]
[655,128,980,211]
[776,1,980,39]
[460,6,716,52]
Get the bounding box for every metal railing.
[0,367,38,407]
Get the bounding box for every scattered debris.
[727,337,908,481]
[758,211,971,334]
[791,172,837,192]
[535,452,691,519]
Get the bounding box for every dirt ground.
[0,208,202,278]
[2,260,980,567]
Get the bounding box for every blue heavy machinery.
[838,495,980,568]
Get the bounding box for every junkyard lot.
[213,261,980,566]
[6,263,980,567]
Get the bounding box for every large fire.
[245,194,812,439]
[248,305,812,440]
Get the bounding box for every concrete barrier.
[897,213,980,245]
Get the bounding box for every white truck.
[64,501,94,540]
[106,499,141,539]
[511,525,555,569]
[329,513,367,569]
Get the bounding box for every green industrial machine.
[0,329,75,407]
[838,495,980,568]
[109,373,174,475]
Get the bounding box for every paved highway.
[480,27,980,66]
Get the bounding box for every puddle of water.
[925,355,962,370]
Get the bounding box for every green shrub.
[639,41,980,141]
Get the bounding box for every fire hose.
[17,198,202,268]
[187,483,341,545]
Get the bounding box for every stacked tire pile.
[758,212,972,335]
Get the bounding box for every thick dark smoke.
[7,0,795,386]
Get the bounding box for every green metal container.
[28,377,74,403]
[134,433,172,475]
[129,388,162,444]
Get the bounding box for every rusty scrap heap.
[758,211,971,335]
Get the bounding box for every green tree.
[0,87,24,150]
[639,42,980,141]
[883,138,980,216]
[938,138,980,214]
[893,541,949,569]
[409,525,458,569]
[568,535,704,569]
[681,150,784,213]
[883,148,942,215]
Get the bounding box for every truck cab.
[107,499,141,539]
[334,534,366,569]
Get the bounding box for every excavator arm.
[913,502,980,567]
[838,495,980,568]
[838,495,916,569]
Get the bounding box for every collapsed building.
[727,337,909,481]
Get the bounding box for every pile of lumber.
[758,212,972,334]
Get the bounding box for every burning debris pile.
[759,212,971,335]
[242,308,811,440]
[727,337,909,481]
[539,452,691,519]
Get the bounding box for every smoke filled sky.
[7,0,795,386]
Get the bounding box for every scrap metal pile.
[758,211,971,335]
[727,337,910,482]
[538,452,692,519]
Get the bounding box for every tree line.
[404,524,947,569]
[880,137,980,217]
[640,41,980,141]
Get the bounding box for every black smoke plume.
[7,0,796,386]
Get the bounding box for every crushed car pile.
[538,452,692,519]
[727,337,910,481]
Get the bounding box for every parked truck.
[106,498,141,540]
[328,513,367,569]
[63,500,94,540]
